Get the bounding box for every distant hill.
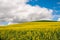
[0,20,59,27]
[33,20,57,22]
[0,21,60,28]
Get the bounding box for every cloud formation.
[58,18,60,21]
[0,0,53,25]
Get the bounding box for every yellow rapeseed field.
[0,22,60,30]
[0,22,60,40]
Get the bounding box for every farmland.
[0,22,60,40]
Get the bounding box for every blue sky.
[27,0,60,20]
[27,0,60,10]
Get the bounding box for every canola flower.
[0,22,60,40]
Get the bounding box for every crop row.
[0,28,60,40]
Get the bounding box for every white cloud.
[58,18,60,21]
[0,0,53,25]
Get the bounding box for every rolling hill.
[33,20,57,22]
[0,21,60,30]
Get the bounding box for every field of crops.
[0,22,60,40]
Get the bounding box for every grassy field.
[0,22,60,40]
